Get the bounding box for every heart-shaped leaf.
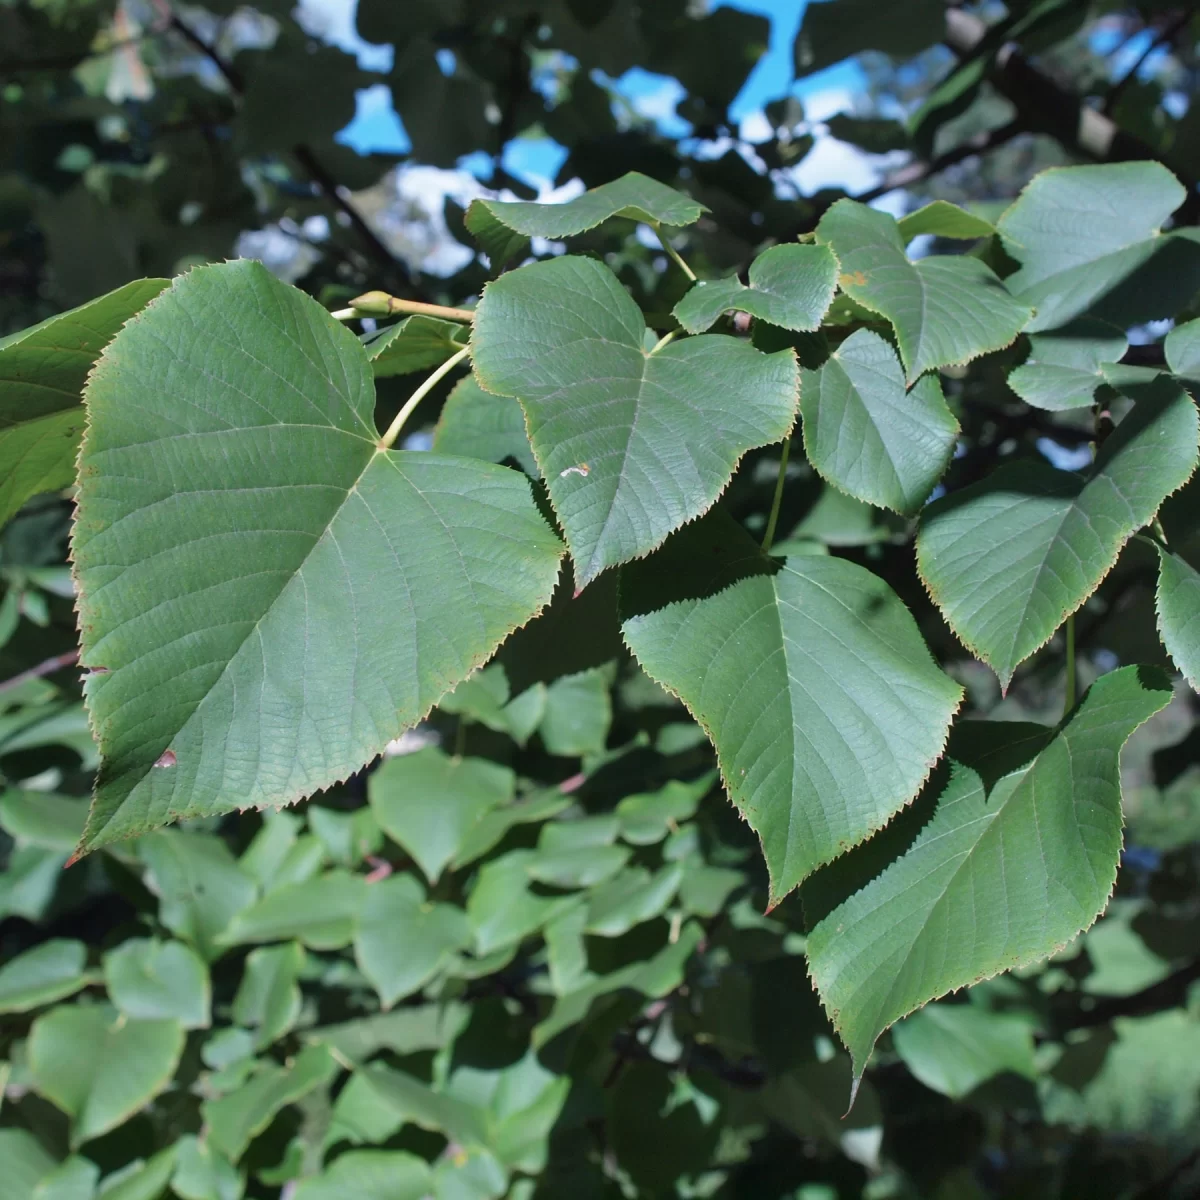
[29,1004,185,1146]
[368,746,515,883]
[816,200,1031,381]
[473,255,799,586]
[0,278,168,527]
[103,938,211,1029]
[918,377,1199,688]
[672,244,838,334]
[800,328,958,514]
[620,510,961,903]
[355,875,471,1007]
[72,261,562,852]
[805,666,1174,1079]
[997,162,1200,332]
[1157,547,1200,692]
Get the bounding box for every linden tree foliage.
[4,1,1200,1196]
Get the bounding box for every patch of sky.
[1036,438,1094,472]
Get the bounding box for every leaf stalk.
[761,436,791,554]
[378,345,472,450]
[652,223,698,283]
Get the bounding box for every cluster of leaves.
[5,0,1200,1196]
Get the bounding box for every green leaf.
[672,244,838,334]
[615,773,714,845]
[72,260,562,852]
[450,787,571,871]
[799,328,958,515]
[794,0,943,75]
[307,1003,469,1064]
[897,201,995,242]
[463,203,530,272]
[891,1002,1036,1099]
[918,379,1199,688]
[432,376,538,478]
[355,874,471,1007]
[465,171,704,239]
[1007,319,1129,411]
[1041,1010,1200,1139]
[362,316,469,379]
[96,1147,178,1200]
[0,1128,57,1200]
[0,278,168,528]
[293,1151,431,1200]
[103,937,210,1029]
[997,162,1200,332]
[0,790,88,851]
[585,862,684,935]
[369,747,515,883]
[219,871,367,950]
[816,200,1031,381]
[0,845,66,922]
[170,1136,241,1200]
[307,805,382,867]
[620,510,961,903]
[1157,547,1200,692]
[0,939,88,1014]
[826,114,911,154]
[36,1157,99,1200]
[29,1004,185,1146]
[804,666,1174,1077]
[538,667,612,756]
[232,941,305,1049]
[467,851,582,955]
[351,1063,489,1146]
[137,831,257,961]
[203,1044,338,1162]
[1166,317,1200,389]
[473,255,799,586]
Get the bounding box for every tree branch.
[162,5,409,287]
[0,649,80,696]
[1103,6,1196,117]
[943,7,1199,195]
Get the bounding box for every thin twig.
[0,649,81,696]
[161,4,407,283]
[1103,6,1196,116]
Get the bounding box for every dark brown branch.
[0,649,80,696]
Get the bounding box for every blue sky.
[327,0,868,185]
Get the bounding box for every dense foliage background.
[3,1,1200,1197]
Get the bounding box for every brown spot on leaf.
[840,270,868,287]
